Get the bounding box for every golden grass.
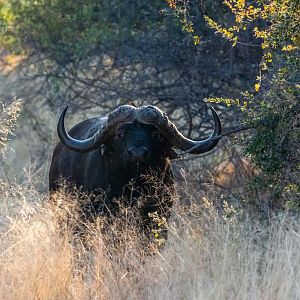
[0,184,300,300]
[0,98,22,156]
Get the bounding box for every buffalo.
[49,104,222,237]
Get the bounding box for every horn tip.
[209,106,217,113]
[61,106,69,118]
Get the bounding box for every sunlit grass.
[0,182,300,300]
[0,98,22,156]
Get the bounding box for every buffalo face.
[113,120,168,172]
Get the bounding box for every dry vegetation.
[0,98,22,156]
[1,180,300,300]
[0,98,299,300]
[0,1,298,298]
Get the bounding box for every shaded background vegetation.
[0,0,299,211]
[0,1,299,299]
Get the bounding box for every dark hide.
[49,118,176,232]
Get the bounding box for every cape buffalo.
[49,104,222,235]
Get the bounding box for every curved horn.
[132,105,222,154]
[57,105,138,153]
[57,106,101,153]
[167,107,222,154]
[57,104,222,154]
[179,107,222,154]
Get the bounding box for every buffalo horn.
[57,105,222,154]
[57,105,138,153]
[159,107,222,154]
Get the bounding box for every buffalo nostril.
[127,146,149,161]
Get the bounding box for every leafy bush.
[0,0,173,62]
[168,0,300,209]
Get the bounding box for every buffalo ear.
[160,136,178,159]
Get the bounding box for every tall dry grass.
[0,98,22,156]
[0,181,300,300]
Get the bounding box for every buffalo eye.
[116,128,126,140]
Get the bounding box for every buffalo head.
[57,105,222,158]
